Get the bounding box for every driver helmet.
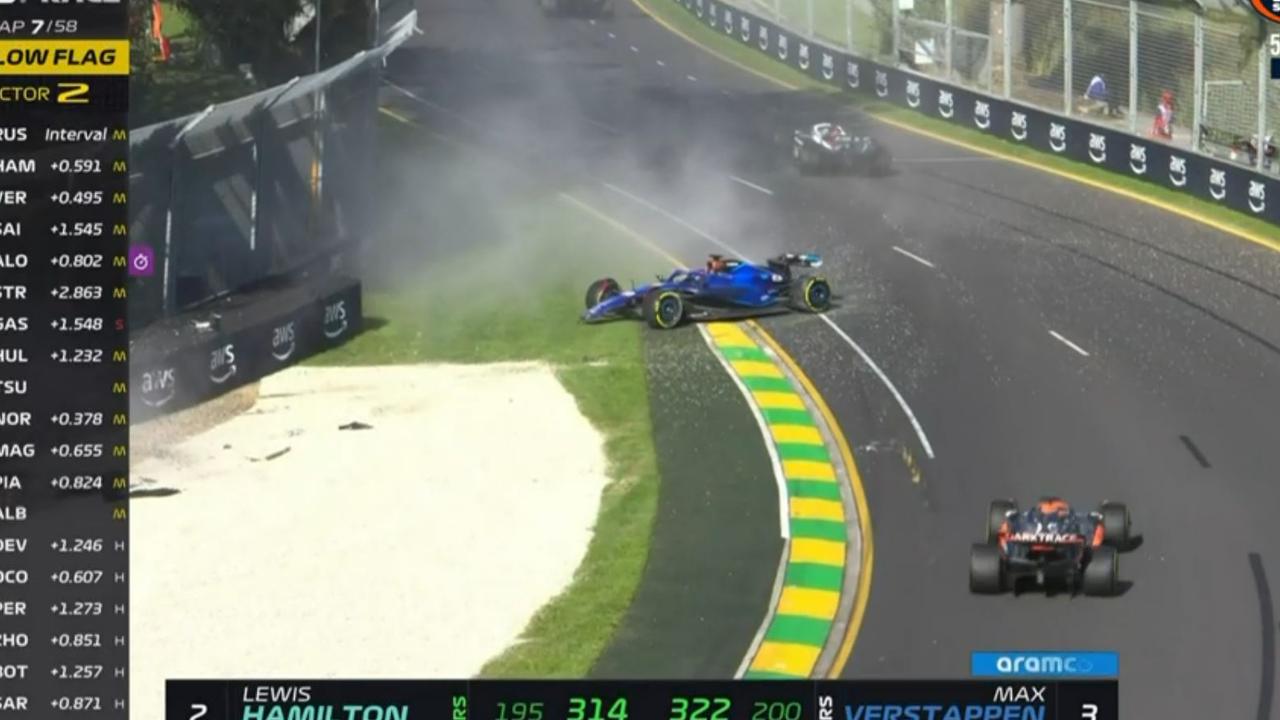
[1035,497,1071,517]
[707,256,727,273]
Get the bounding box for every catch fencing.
[729,0,1276,173]
[127,4,418,331]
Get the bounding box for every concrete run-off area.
[128,363,610,720]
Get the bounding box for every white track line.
[686,74,698,82]
[1049,330,1091,357]
[603,181,936,460]
[607,31,616,38]
[630,45,639,52]
[583,116,621,136]
[817,314,936,459]
[656,59,666,67]
[891,246,935,269]
[602,182,723,244]
[729,175,775,195]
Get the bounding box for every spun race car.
[792,122,892,176]
[970,497,1132,597]
[583,253,831,329]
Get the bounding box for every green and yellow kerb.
[704,322,848,679]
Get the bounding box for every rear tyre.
[986,499,1017,544]
[642,288,684,329]
[790,275,831,312]
[584,278,621,310]
[1082,545,1119,596]
[969,543,1005,594]
[1098,501,1131,547]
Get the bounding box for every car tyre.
[1082,545,1119,596]
[1098,501,1130,547]
[584,277,621,310]
[970,543,1005,594]
[986,499,1017,544]
[642,288,684,329]
[790,275,831,312]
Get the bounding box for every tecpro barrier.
[129,278,362,423]
[675,0,1280,227]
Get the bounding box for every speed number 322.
[668,699,803,720]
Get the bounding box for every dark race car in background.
[583,253,831,329]
[792,122,892,176]
[970,497,1134,596]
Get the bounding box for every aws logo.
[209,343,237,384]
[270,321,297,362]
[139,367,176,408]
[937,89,954,119]
[1010,111,1028,141]
[323,299,350,339]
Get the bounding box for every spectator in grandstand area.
[1150,90,1175,141]
[1081,74,1109,115]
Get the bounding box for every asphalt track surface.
[394,1,1280,715]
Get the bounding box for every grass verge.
[312,115,671,676]
[637,0,1280,249]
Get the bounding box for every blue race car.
[582,253,832,329]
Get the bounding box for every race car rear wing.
[773,253,823,268]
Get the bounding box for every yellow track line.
[628,0,1280,256]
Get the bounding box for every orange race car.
[970,497,1132,597]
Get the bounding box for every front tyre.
[791,275,831,312]
[584,277,621,309]
[643,288,684,329]
[969,543,1005,594]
